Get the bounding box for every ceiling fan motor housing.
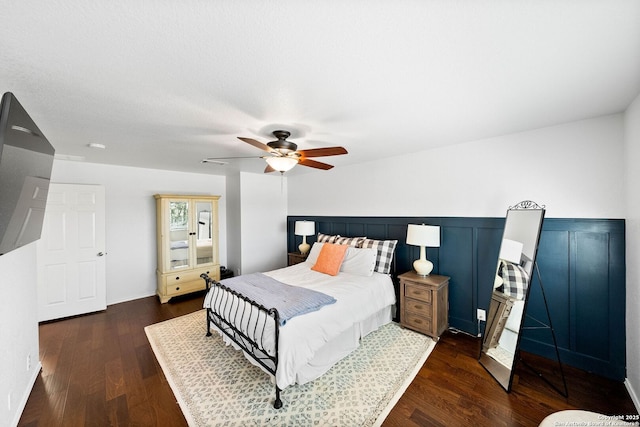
[268,130,297,153]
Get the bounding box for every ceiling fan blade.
[201,159,229,165]
[297,146,348,157]
[203,156,263,161]
[238,137,276,153]
[299,158,334,170]
[264,164,276,173]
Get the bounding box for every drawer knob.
[176,287,180,291]
[175,277,180,280]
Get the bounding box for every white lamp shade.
[406,224,440,276]
[265,156,298,172]
[499,238,523,264]
[406,224,440,247]
[294,221,315,236]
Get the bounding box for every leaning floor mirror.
[479,200,545,392]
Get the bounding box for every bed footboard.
[200,273,282,409]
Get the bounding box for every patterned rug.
[145,309,435,426]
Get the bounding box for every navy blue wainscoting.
[520,219,626,381]
[286,216,626,381]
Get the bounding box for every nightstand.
[398,271,450,339]
[482,290,516,353]
[288,252,308,266]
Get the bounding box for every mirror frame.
[479,200,545,392]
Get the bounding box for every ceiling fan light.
[265,156,298,172]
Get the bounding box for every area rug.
[145,309,435,426]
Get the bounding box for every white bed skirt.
[293,305,394,385]
[212,305,394,387]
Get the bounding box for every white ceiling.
[2,1,640,176]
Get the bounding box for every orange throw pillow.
[311,243,349,276]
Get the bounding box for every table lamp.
[294,220,315,254]
[406,224,440,276]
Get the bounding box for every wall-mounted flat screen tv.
[0,92,55,255]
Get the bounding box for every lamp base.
[413,259,433,276]
[299,242,310,255]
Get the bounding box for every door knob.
[97,252,105,256]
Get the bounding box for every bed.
[200,236,398,408]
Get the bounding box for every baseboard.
[625,378,640,414]
[10,362,42,427]
[107,291,158,306]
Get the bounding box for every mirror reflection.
[169,201,190,269]
[168,200,215,269]
[479,201,545,391]
[195,201,214,265]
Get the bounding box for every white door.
[37,184,106,322]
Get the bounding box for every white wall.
[288,114,626,219]
[225,172,242,275]
[50,160,227,304]
[239,172,288,274]
[224,172,289,276]
[624,92,640,408]
[0,244,41,427]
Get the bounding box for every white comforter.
[204,261,396,388]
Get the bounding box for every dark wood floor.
[19,291,638,426]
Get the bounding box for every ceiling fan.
[203,130,348,173]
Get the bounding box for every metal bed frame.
[200,273,283,409]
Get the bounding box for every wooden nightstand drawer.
[405,298,433,318]
[404,283,433,304]
[404,313,432,335]
[482,291,516,352]
[398,271,450,339]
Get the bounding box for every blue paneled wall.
[287,216,626,381]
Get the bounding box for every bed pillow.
[340,247,377,276]
[317,233,339,243]
[311,243,349,276]
[334,236,366,247]
[501,261,529,300]
[305,242,324,265]
[361,238,398,274]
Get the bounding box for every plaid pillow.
[361,238,398,274]
[317,233,339,243]
[334,236,366,247]
[500,262,529,300]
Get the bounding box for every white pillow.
[340,247,376,276]
[305,242,325,265]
